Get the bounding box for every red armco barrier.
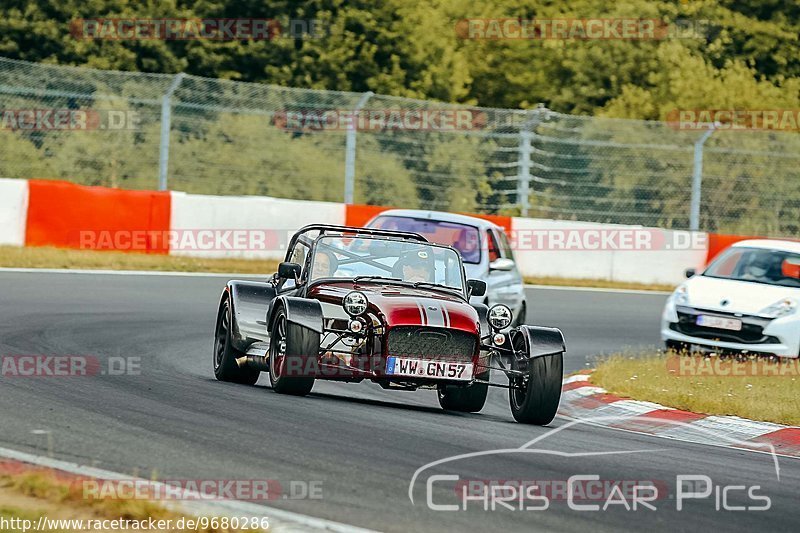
[25,180,171,254]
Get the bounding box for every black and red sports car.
[213,224,565,424]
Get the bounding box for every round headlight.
[488,304,512,330]
[344,291,368,316]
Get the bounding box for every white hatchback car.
[662,239,800,358]
[366,209,527,324]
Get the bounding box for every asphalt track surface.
[0,271,797,532]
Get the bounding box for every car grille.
[387,327,477,363]
[672,307,778,344]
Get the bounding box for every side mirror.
[278,262,302,280]
[684,268,696,279]
[489,258,515,272]
[467,279,487,297]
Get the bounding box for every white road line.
[0,446,375,532]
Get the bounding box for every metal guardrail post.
[690,124,715,231]
[343,91,374,204]
[517,105,546,217]
[517,128,532,217]
[158,73,186,191]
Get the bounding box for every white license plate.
[386,357,473,381]
[696,315,743,331]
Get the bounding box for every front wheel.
[268,308,316,396]
[509,352,563,425]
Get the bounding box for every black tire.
[213,298,260,385]
[268,308,316,396]
[438,370,489,413]
[509,352,563,425]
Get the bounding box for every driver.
[395,249,435,283]
[742,253,779,282]
[311,249,340,279]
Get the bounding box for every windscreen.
[704,247,800,287]
[309,235,465,291]
[369,216,482,264]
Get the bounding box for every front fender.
[223,280,276,351]
[268,296,324,334]
[472,303,490,338]
[512,325,566,359]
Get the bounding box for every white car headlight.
[759,298,797,318]
[673,285,689,306]
[488,304,513,330]
[343,291,368,316]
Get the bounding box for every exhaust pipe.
[235,355,270,371]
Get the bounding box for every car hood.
[309,282,480,334]
[683,275,800,315]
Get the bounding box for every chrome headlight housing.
[759,298,797,318]
[488,304,513,330]
[343,291,368,316]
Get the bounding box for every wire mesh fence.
[1,55,799,236]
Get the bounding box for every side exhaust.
[236,355,270,371]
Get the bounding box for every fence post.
[158,73,185,191]
[344,91,374,204]
[517,106,545,217]
[517,129,532,217]
[690,125,715,231]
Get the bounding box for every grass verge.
[0,246,675,291]
[0,246,279,275]
[523,276,674,292]
[592,351,800,426]
[0,470,264,532]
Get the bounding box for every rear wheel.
[509,351,563,425]
[438,370,489,413]
[268,309,316,396]
[213,298,260,385]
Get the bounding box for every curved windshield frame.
[704,246,800,287]
[308,235,465,292]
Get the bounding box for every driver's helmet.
[393,248,435,281]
